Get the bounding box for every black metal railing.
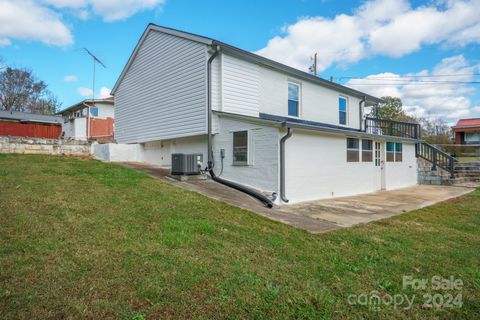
[365,117,421,139]
[416,142,457,178]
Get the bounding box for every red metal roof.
[452,118,480,129]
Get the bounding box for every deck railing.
[416,142,457,178]
[364,117,421,140]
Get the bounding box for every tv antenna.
[309,52,318,76]
[83,48,106,102]
[83,48,106,139]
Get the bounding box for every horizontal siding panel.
[221,54,260,117]
[115,30,207,143]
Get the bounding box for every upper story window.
[386,142,403,162]
[339,97,347,125]
[233,131,248,166]
[288,82,300,117]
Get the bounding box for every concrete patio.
[118,162,476,234]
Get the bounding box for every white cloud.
[78,86,93,97]
[99,86,111,98]
[346,55,480,123]
[90,0,166,22]
[0,37,11,46]
[42,0,166,21]
[257,0,480,71]
[64,75,78,82]
[77,86,111,99]
[0,0,73,46]
[0,0,166,46]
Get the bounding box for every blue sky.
[1,0,479,123]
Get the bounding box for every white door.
[374,142,386,190]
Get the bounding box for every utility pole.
[83,48,106,140]
[309,52,317,76]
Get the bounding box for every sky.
[0,0,479,124]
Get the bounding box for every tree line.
[0,59,61,115]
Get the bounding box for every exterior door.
[374,142,386,190]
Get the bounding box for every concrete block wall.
[417,158,452,185]
[0,136,90,156]
[91,142,142,162]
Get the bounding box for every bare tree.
[0,66,61,115]
[417,117,452,144]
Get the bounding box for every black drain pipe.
[280,127,293,203]
[206,45,273,208]
[208,170,273,208]
[207,46,219,169]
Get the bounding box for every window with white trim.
[233,131,248,165]
[288,82,300,117]
[347,138,359,162]
[339,97,347,125]
[386,142,402,162]
[362,139,373,162]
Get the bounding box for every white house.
[110,24,421,204]
[58,97,115,141]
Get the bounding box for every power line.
[339,73,480,80]
[345,81,480,85]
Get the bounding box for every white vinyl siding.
[114,30,208,143]
[221,54,260,117]
[258,65,362,129]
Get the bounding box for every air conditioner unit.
[171,153,203,175]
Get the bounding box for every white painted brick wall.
[212,116,279,193]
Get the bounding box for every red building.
[452,118,480,144]
[0,110,62,139]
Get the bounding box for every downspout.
[207,46,220,169]
[206,44,273,208]
[280,127,293,203]
[83,102,91,141]
[359,96,366,131]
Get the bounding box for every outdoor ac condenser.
[171,153,203,175]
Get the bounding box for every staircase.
[452,162,480,187]
[416,142,480,187]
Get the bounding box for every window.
[395,142,403,162]
[362,140,373,162]
[233,131,248,165]
[288,82,300,117]
[90,107,98,117]
[339,97,347,125]
[374,142,381,166]
[347,138,359,162]
[387,142,403,162]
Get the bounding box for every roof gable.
[111,23,383,104]
[111,24,212,95]
[453,118,480,128]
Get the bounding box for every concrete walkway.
[118,162,475,234]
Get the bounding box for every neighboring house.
[0,110,62,139]
[111,24,421,204]
[58,97,114,141]
[452,118,480,144]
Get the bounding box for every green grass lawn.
[1,154,479,319]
